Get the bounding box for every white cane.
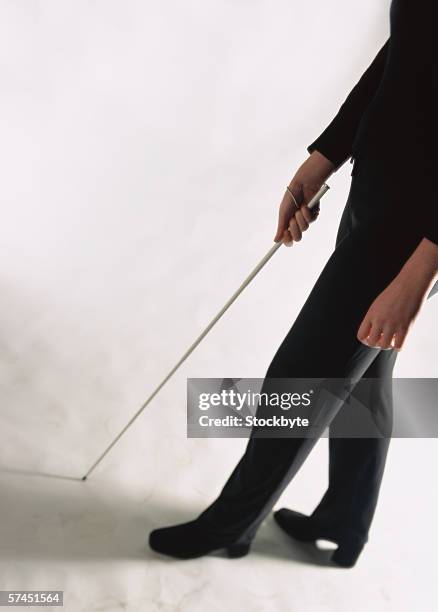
[81,183,330,480]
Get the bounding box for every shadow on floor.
[247,519,335,567]
[0,466,336,567]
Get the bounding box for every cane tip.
[81,475,87,481]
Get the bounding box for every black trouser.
[196,154,437,546]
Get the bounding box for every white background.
[0,1,436,610]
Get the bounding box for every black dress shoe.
[148,518,251,560]
[273,508,366,568]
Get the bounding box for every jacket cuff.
[306,124,351,171]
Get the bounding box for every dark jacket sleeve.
[392,0,437,246]
[306,39,389,170]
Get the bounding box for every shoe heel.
[226,542,251,558]
[331,538,364,568]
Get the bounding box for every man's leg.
[275,347,397,553]
[196,224,396,545]
[311,349,396,539]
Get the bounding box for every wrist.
[297,150,335,185]
[397,238,438,295]
[396,268,432,301]
[308,150,336,174]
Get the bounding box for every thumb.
[274,212,288,242]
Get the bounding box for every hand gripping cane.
[81,183,330,480]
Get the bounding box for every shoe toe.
[148,527,165,552]
[148,521,200,557]
[273,507,303,525]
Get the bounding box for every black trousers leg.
[311,348,397,541]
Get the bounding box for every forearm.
[294,150,335,185]
[396,237,438,298]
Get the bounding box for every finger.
[288,217,302,242]
[295,209,309,232]
[357,317,372,343]
[367,322,384,347]
[392,327,409,351]
[377,327,396,350]
[274,211,289,242]
[283,228,293,247]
